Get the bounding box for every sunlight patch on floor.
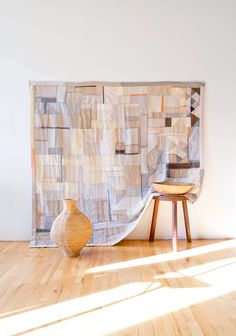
[1,284,234,335]
[87,239,236,274]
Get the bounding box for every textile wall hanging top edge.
[29,81,205,87]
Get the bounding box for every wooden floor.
[0,240,236,335]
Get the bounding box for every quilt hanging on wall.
[30,82,204,247]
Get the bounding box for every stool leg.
[172,201,178,251]
[149,199,159,242]
[182,200,192,243]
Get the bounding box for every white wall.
[0,0,235,241]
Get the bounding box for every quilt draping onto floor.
[30,82,204,247]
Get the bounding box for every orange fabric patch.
[31,149,36,177]
[130,93,148,96]
[161,96,164,112]
[187,127,191,138]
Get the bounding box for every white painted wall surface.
[0,0,235,241]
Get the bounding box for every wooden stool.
[149,195,192,251]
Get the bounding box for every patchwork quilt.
[30,82,204,246]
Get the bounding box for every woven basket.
[50,199,93,257]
